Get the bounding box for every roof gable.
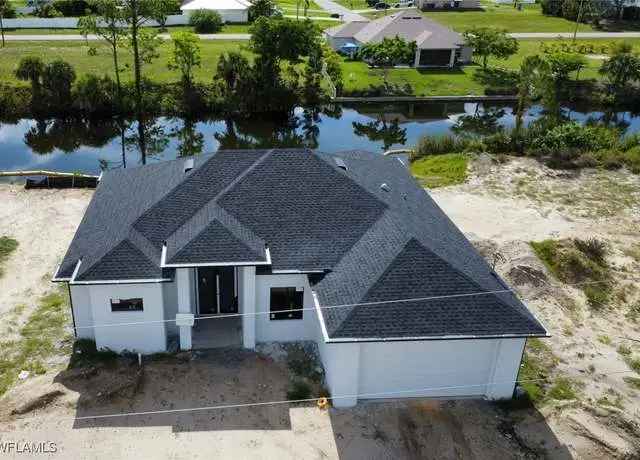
[77,239,161,281]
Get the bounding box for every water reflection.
[2,102,640,175]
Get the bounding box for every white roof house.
[180,0,250,22]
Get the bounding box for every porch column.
[449,49,456,68]
[239,266,256,349]
[414,49,421,68]
[176,268,194,350]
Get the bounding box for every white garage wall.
[357,338,526,400]
[254,274,317,343]
[69,284,95,340]
[85,283,168,353]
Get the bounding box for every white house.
[180,0,250,23]
[54,149,547,408]
[324,10,473,68]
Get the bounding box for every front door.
[197,267,238,315]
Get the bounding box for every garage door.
[358,340,499,399]
[419,49,453,67]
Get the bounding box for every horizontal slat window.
[270,287,303,320]
[111,298,143,312]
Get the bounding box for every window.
[111,298,143,312]
[270,287,303,320]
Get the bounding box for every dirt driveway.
[0,156,639,459]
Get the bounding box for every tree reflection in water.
[352,118,407,151]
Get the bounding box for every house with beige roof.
[324,10,473,68]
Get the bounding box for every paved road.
[313,0,367,21]
[6,30,640,41]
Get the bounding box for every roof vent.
[380,183,391,192]
[183,158,194,173]
[334,157,348,171]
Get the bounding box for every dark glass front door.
[197,267,238,315]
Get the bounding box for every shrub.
[189,10,224,33]
[573,238,607,264]
[0,0,16,18]
[483,131,514,154]
[415,135,470,157]
[73,74,118,115]
[286,380,312,400]
[68,339,118,368]
[533,123,618,161]
[35,3,62,17]
[52,0,94,16]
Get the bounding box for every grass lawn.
[0,40,251,84]
[341,38,640,96]
[0,236,19,279]
[3,21,339,34]
[333,0,369,9]
[275,0,334,17]
[0,289,72,396]
[410,153,468,188]
[362,2,597,33]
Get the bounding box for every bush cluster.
[189,9,224,33]
[414,122,640,174]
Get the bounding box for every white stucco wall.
[78,282,168,353]
[254,274,317,343]
[314,311,527,408]
[162,279,179,337]
[69,284,94,340]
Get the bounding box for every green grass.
[340,39,640,96]
[530,238,613,308]
[0,40,251,84]
[518,337,559,404]
[548,377,579,400]
[623,376,640,390]
[0,236,19,279]
[420,2,596,33]
[410,153,468,188]
[276,0,334,17]
[0,289,72,396]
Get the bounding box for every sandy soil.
[0,184,92,327]
[0,158,639,459]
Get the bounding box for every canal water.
[1,102,639,175]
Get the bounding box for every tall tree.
[0,0,16,48]
[515,55,554,135]
[463,27,519,70]
[168,31,201,90]
[150,0,179,30]
[79,0,127,102]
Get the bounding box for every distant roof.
[325,9,464,49]
[180,0,249,11]
[57,149,546,340]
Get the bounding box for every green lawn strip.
[332,0,369,9]
[410,153,468,188]
[4,24,252,35]
[517,337,583,405]
[275,0,334,17]
[422,3,596,33]
[0,40,251,85]
[530,238,613,308]
[0,236,19,279]
[340,39,640,96]
[0,289,73,396]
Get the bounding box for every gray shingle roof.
[325,10,464,49]
[57,148,546,339]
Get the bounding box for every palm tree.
[15,57,45,95]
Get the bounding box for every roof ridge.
[161,150,274,257]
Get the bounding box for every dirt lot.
[0,157,639,459]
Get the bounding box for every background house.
[180,0,250,23]
[324,10,473,68]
